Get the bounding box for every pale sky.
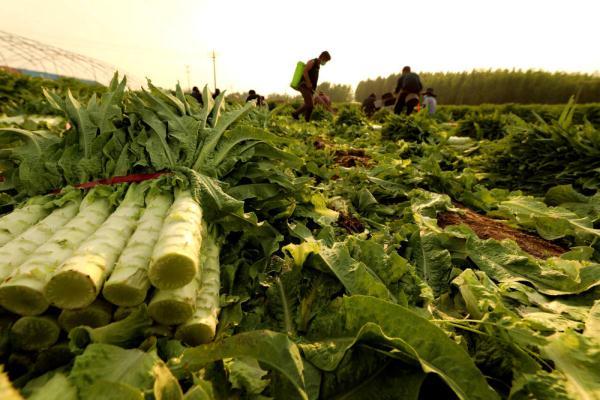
[2,0,599,94]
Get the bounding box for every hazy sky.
[2,0,599,94]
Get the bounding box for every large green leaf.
[543,331,600,400]
[193,103,255,172]
[585,301,600,337]
[63,90,96,158]
[0,366,23,400]
[493,196,600,243]
[70,344,160,399]
[283,240,395,302]
[169,330,308,400]
[408,231,452,296]
[466,236,600,295]
[27,373,77,400]
[302,295,499,400]
[153,361,184,400]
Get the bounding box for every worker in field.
[394,66,423,115]
[246,89,266,106]
[246,90,259,102]
[422,88,437,115]
[381,92,396,107]
[314,91,335,113]
[191,86,204,106]
[292,51,331,121]
[361,93,377,117]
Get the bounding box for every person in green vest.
[292,51,331,121]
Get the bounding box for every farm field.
[0,73,599,400]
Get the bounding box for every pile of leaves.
[454,111,510,140]
[471,100,600,193]
[381,114,431,142]
[334,106,365,127]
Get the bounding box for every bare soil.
[337,211,365,233]
[333,149,372,167]
[312,138,372,167]
[438,205,567,259]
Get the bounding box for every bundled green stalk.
[149,188,203,289]
[148,278,200,326]
[0,193,81,281]
[0,196,51,246]
[0,188,113,315]
[102,187,173,306]
[10,315,60,351]
[45,184,145,310]
[176,228,221,345]
[58,298,113,332]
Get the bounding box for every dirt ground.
[337,211,365,233]
[437,205,566,259]
[313,138,372,167]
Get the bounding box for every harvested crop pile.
[0,75,598,400]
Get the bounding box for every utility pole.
[211,50,217,90]
[185,65,191,92]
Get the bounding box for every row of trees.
[355,69,600,104]
[316,82,353,103]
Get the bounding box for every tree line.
[355,69,600,104]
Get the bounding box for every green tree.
[317,82,353,102]
[354,69,600,104]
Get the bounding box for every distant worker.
[246,89,259,102]
[314,91,334,113]
[381,92,396,107]
[246,90,266,106]
[212,88,221,99]
[394,66,423,115]
[292,51,331,121]
[361,93,377,117]
[422,88,437,115]
[258,95,267,107]
[191,86,204,106]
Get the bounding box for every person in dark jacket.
[292,51,331,121]
[246,90,266,106]
[246,90,259,102]
[361,93,377,117]
[394,66,423,115]
[381,92,396,107]
[191,86,203,106]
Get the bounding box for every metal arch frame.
[0,30,142,86]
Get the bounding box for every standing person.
[292,51,331,121]
[394,66,423,115]
[422,88,437,115]
[361,93,377,117]
[191,86,204,106]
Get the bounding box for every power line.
[211,50,217,90]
